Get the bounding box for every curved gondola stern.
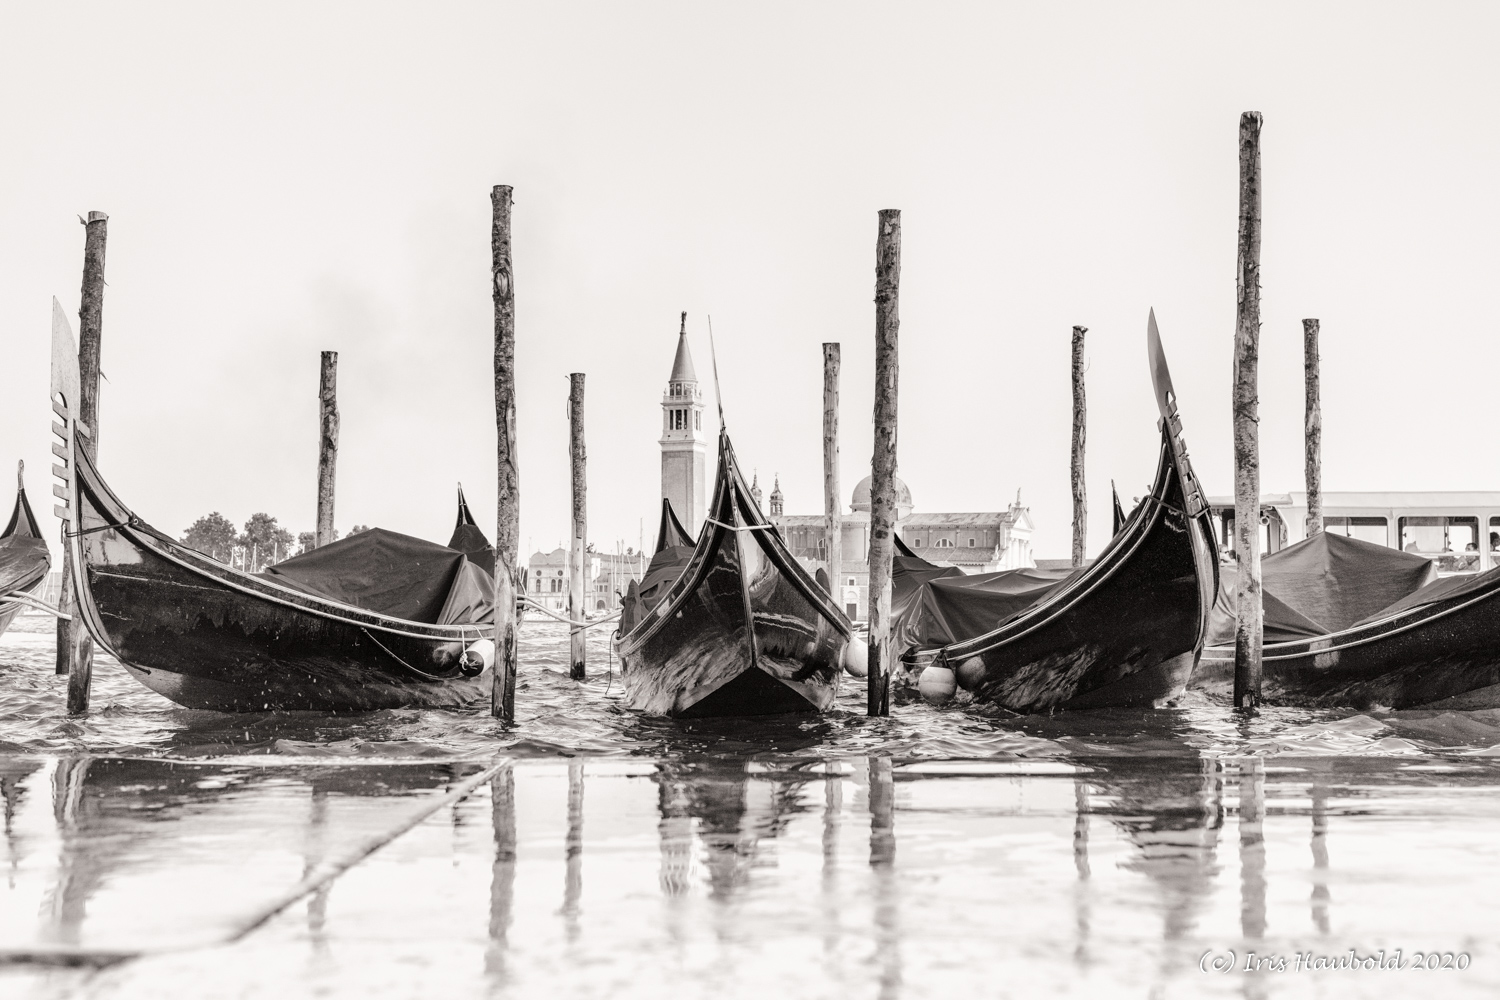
[1147,310,1219,651]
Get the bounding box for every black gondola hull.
[71,451,489,713]
[1194,580,1500,709]
[617,439,850,718]
[935,433,1217,714]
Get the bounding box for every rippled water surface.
[4,614,1500,998]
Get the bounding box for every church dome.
[851,474,912,514]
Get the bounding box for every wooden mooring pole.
[1070,325,1087,568]
[822,343,842,598]
[1233,112,1265,710]
[568,373,587,681]
[491,185,520,722]
[867,209,901,717]
[58,211,107,713]
[1303,318,1322,538]
[315,351,339,548]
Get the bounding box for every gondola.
[615,431,853,717]
[924,312,1219,712]
[50,302,495,712]
[1195,541,1500,710]
[0,461,51,639]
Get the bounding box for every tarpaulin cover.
[1354,563,1500,625]
[447,493,496,576]
[1207,532,1436,642]
[1207,565,1330,646]
[618,544,694,635]
[891,551,1072,652]
[262,528,493,625]
[447,523,496,576]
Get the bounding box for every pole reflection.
[1238,757,1266,941]
[821,767,842,958]
[1310,772,1330,935]
[561,759,583,942]
[41,756,92,944]
[867,756,900,1000]
[486,763,516,979]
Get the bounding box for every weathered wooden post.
[491,185,521,721]
[1303,318,1322,538]
[822,343,842,595]
[57,211,107,713]
[567,372,587,681]
[1233,112,1265,710]
[1070,325,1087,568]
[315,351,339,548]
[867,209,901,717]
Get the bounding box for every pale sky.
[4,3,1499,563]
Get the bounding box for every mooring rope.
[702,517,773,532]
[0,592,69,619]
[520,597,620,630]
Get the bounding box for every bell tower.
[660,311,707,535]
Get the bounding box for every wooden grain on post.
[59,211,107,711]
[316,351,339,549]
[1303,318,1322,538]
[867,209,901,717]
[492,185,521,722]
[1233,112,1265,710]
[822,343,841,597]
[568,372,587,681]
[1070,325,1087,568]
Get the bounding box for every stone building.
[526,546,648,614]
[769,477,1034,621]
[660,317,708,537]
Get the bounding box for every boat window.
[1399,516,1479,573]
[1324,516,1389,547]
[1490,517,1500,555]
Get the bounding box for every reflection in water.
[562,759,584,942]
[486,764,516,979]
[1072,779,1091,964]
[304,786,330,948]
[1,758,40,890]
[821,769,841,958]
[1310,774,1331,935]
[868,757,900,1000]
[1238,758,1267,941]
[42,756,92,944]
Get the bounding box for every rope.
[360,628,464,682]
[702,517,774,532]
[520,597,621,630]
[0,592,70,619]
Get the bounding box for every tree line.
[181,513,370,573]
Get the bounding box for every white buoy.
[955,655,986,691]
[843,635,869,677]
[918,663,957,705]
[462,638,495,676]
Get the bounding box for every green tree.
[182,512,238,562]
[240,513,295,571]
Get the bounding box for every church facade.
[657,322,1034,622]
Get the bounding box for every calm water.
[4,614,1500,998]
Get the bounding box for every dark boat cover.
[1,474,49,597]
[447,486,496,576]
[618,500,699,632]
[655,498,694,552]
[1354,563,1500,624]
[1207,532,1436,642]
[891,543,1072,652]
[262,528,493,625]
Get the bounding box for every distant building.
[1208,489,1500,577]
[769,476,1035,621]
[526,546,649,614]
[660,319,708,537]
